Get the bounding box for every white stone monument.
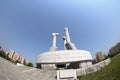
[50,33,59,51]
[36,27,93,69]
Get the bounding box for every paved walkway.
[0,57,56,80]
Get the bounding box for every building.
[8,50,15,59]
[8,50,26,65]
[18,56,26,64]
[36,27,93,69]
[12,53,20,62]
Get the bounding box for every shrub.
[0,50,7,59]
[26,62,33,67]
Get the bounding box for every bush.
[26,62,33,67]
[0,50,7,59]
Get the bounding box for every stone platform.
[0,57,111,80]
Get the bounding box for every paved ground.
[0,57,56,80]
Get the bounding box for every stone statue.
[50,33,59,51]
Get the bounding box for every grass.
[78,54,120,80]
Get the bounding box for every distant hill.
[78,54,120,80]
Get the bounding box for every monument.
[36,27,93,69]
[50,33,59,51]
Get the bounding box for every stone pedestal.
[57,69,77,80]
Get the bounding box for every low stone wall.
[76,58,111,76]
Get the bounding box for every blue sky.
[0,0,120,63]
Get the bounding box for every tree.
[108,42,120,57]
[0,50,6,59]
[96,52,105,62]
[26,62,33,67]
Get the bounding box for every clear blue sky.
[0,0,120,63]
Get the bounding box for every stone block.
[98,62,105,68]
[57,69,77,80]
[76,68,86,76]
[86,66,96,74]
[105,58,111,65]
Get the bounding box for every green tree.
[26,62,33,67]
[0,50,6,59]
[109,42,120,57]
